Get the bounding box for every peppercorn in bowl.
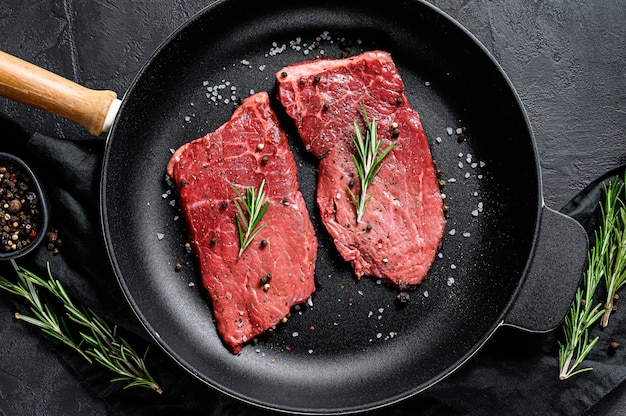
[0,153,49,260]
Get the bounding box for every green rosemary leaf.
[1,261,161,393]
[348,104,395,224]
[232,179,270,258]
[0,263,91,363]
[600,177,626,327]
[558,173,626,380]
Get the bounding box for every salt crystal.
[446,127,453,136]
[471,209,479,217]
[423,290,429,297]
[448,229,456,235]
[156,233,164,240]
[463,232,471,237]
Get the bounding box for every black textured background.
[0,1,625,415]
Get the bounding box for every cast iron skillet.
[0,0,588,413]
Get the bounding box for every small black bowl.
[0,152,49,260]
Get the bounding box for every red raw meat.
[276,50,445,289]
[166,92,317,354]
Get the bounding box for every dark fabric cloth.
[1,114,625,415]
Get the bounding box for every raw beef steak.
[276,51,445,289]
[166,92,317,354]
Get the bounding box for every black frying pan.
[0,0,588,413]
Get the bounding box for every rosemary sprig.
[0,261,162,393]
[347,104,395,224]
[600,177,626,327]
[558,174,626,380]
[232,179,270,258]
[0,263,90,363]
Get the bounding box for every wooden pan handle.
[0,50,120,136]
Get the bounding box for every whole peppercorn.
[0,162,43,253]
[8,199,22,213]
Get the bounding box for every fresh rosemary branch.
[0,263,90,363]
[558,175,626,380]
[0,261,162,393]
[600,177,626,328]
[347,104,395,224]
[232,179,270,258]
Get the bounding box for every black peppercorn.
[396,292,410,304]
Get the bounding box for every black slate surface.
[0,1,625,415]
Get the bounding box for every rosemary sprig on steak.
[0,261,162,393]
[232,179,270,258]
[558,174,625,380]
[348,104,395,223]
